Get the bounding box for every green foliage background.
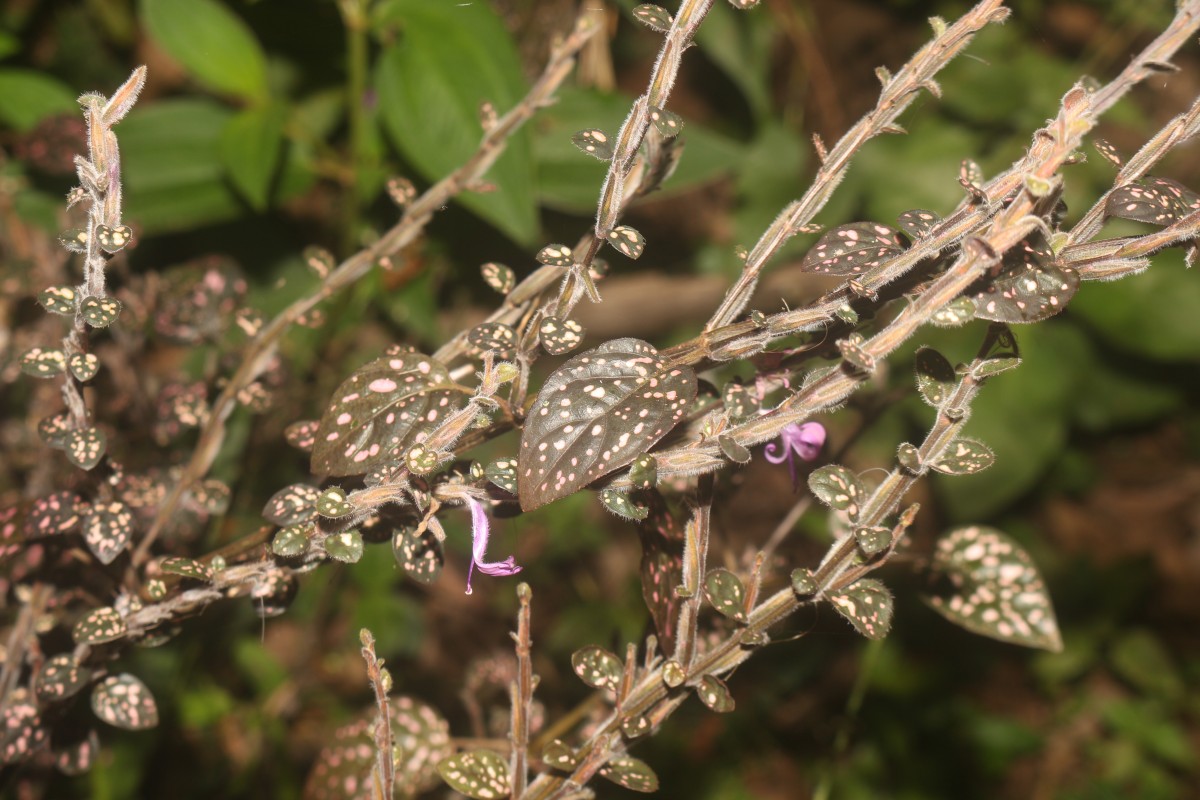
[2,0,1199,797]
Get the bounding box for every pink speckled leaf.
[923,525,1061,651]
[518,338,695,511]
[1105,176,1200,226]
[91,674,158,730]
[971,236,1078,324]
[312,353,466,477]
[828,578,893,640]
[801,222,906,276]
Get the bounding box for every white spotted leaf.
[599,755,659,793]
[571,645,622,692]
[923,525,1061,651]
[91,674,158,731]
[65,427,106,471]
[1105,176,1200,226]
[697,674,735,713]
[914,347,956,407]
[971,237,1078,324]
[392,526,443,584]
[82,501,134,565]
[606,225,646,259]
[631,4,672,32]
[518,338,696,511]
[703,568,746,622]
[323,530,364,564]
[801,222,906,276]
[73,607,126,645]
[437,750,510,800]
[828,579,893,640]
[311,353,466,477]
[570,128,614,161]
[599,488,648,521]
[807,465,864,517]
[930,437,994,475]
[896,208,941,239]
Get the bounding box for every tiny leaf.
[73,607,127,645]
[81,501,134,565]
[315,487,353,518]
[480,262,515,294]
[1105,176,1200,226]
[538,315,585,356]
[67,352,100,382]
[536,243,574,267]
[570,128,614,161]
[648,105,683,137]
[467,322,517,359]
[930,437,995,475]
[972,237,1078,324]
[807,465,864,517]
[697,674,735,712]
[600,488,648,521]
[599,755,659,793]
[703,568,746,622]
[854,525,892,556]
[158,556,214,582]
[828,579,894,640]
[38,286,77,315]
[324,530,364,564]
[801,222,906,276]
[571,645,623,691]
[896,208,941,239]
[262,483,319,526]
[36,654,93,702]
[80,296,121,328]
[606,225,646,259]
[485,458,518,495]
[437,750,510,800]
[64,427,106,470]
[631,4,672,32]
[914,347,956,406]
[392,526,444,584]
[271,524,311,558]
[91,674,158,730]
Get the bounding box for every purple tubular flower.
[465,497,522,595]
[763,421,826,490]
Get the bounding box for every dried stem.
[510,583,534,797]
[359,628,395,799]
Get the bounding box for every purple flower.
[464,497,522,595]
[763,421,826,490]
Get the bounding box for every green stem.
[340,0,369,256]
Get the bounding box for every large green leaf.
[533,87,742,213]
[0,69,77,131]
[140,0,268,101]
[219,104,287,210]
[374,0,536,243]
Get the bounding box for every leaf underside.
[517,338,696,511]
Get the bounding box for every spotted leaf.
[324,530,364,564]
[67,352,100,382]
[828,578,893,640]
[82,500,134,565]
[648,105,683,137]
[306,697,451,800]
[571,644,623,691]
[468,322,517,359]
[437,750,510,800]
[316,487,353,518]
[1093,138,1123,167]
[1,698,47,765]
[914,347,956,407]
[263,483,319,525]
[791,568,817,597]
[23,491,84,537]
[971,237,1078,323]
[54,731,99,776]
[930,437,994,475]
[392,526,443,584]
[697,674,735,713]
[541,740,577,770]
[272,524,311,558]
[571,128,614,161]
[65,427,106,470]
[20,347,66,378]
[91,674,158,730]
[632,3,672,31]
[807,465,864,517]
[721,380,760,420]
[36,654,93,702]
[38,285,77,315]
[854,525,892,556]
[311,353,466,477]
[601,488,649,521]
[95,224,132,252]
[638,492,684,656]
[536,243,574,267]
[897,442,922,472]
[480,261,515,294]
[80,295,121,328]
[539,315,584,355]
[37,412,72,449]
[931,296,975,327]
[158,556,214,582]
[302,245,335,279]
[485,458,518,495]
[1105,176,1200,226]
[599,755,659,793]
[284,420,319,452]
[73,606,127,645]
[896,208,941,239]
[703,568,746,622]
[801,222,906,276]
[606,225,646,259]
[622,715,652,738]
[518,339,695,511]
[923,525,1061,651]
[628,454,657,489]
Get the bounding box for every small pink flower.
[464,497,521,595]
[763,421,826,490]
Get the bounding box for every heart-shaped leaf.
[703,568,746,622]
[80,295,121,328]
[1,699,47,764]
[972,237,1079,324]
[923,525,1061,651]
[485,458,518,494]
[599,755,659,793]
[541,739,577,770]
[791,568,817,597]
[95,224,133,252]
[828,579,893,640]
[622,714,652,738]
[316,487,353,518]
[648,105,683,137]
[20,347,66,378]
[854,525,892,556]
[311,353,466,476]
[914,347,956,406]
[392,526,443,584]
[1093,138,1123,167]
[437,750,510,800]
[67,352,100,382]
[467,322,517,359]
[801,222,906,276]
[1105,176,1200,226]
[65,427,106,470]
[38,285,77,315]
[807,465,864,517]
[536,243,574,267]
[271,524,311,558]
[518,338,696,511]
[606,225,646,259]
[91,674,158,730]
[571,645,623,692]
[82,501,134,565]
[930,437,994,475]
[73,606,127,645]
[37,413,72,449]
